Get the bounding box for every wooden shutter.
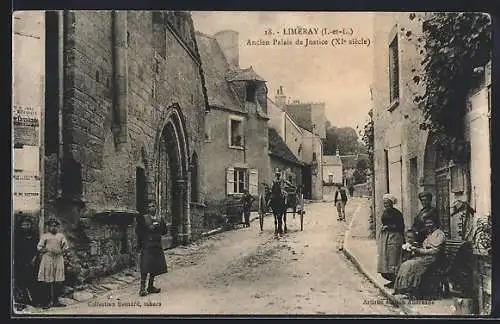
[226,167,235,195]
[249,169,258,196]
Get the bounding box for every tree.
[410,12,491,160]
[323,121,365,155]
[360,108,375,238]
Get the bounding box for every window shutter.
[249,169,258,196]
[226,167,235,195]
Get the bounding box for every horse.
[269,181,288,235]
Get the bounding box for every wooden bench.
[436,239,474,298]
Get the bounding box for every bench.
[435,239,474,298]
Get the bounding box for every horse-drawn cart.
[258,184,305,232]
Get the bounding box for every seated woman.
[393,216,445,299]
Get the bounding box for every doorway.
[158,122,183,247]
[302,165,312,199]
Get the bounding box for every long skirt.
[377,230,403,276]
[393,255,437,294]
[38,253,65,283]
[139,246,168,276]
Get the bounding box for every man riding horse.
[269,170,294,235]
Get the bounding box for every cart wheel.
[259,212,264,231]
[300,210,304,231]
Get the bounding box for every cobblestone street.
[41,198,400,315]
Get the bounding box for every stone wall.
[43,11,207,284]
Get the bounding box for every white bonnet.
[383,193,397,204]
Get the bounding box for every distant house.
[322,150,343,185]
[196,30,271,212]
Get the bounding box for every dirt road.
[43,198,400,315]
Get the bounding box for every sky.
[192,11,375,131]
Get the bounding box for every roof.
[227,66,266,82]
[195,32,245,113]
[268,128,302,166]
[323,155,342,166]
[340,153,369,169]
[284,104,313,132]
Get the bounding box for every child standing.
[37,218,68,309]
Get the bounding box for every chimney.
[274,85,287,107]
[214,30,239,68]
[336,148,340,157]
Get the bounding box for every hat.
[45,217,60,226]
[383,193,397,204]
[418,191,433,199]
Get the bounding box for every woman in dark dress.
[136,203,168,297]
[14,214,39,309]
[377,193,405,288]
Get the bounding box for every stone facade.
[372,12,492,313]
[41,11,208,284]
[196,31,271,214]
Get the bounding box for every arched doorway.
[155,105,190,248]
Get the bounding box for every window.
[228,116,244,148]
[312,152,317,161]
[246,83,256,103]
[389,35,400,106]
[328,174,333,183]
[226,167,246,195]
[226,167,258,195]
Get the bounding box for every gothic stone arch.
[152,104,191,246]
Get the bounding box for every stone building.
[270,87,326,200]
[267,96,304,185]
[196,30,271,213]
[321,150,343,201]
[372,12,491,313]
[41,10,208,283]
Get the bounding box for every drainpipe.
[57,10,65,200]
[112,11,128,146]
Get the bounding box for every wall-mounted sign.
[13,105,40,147]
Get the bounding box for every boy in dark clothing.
[334,184,348,221]
[136,203,168,297]
[241,189,255,227]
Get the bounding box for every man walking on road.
[334,184,348,221]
